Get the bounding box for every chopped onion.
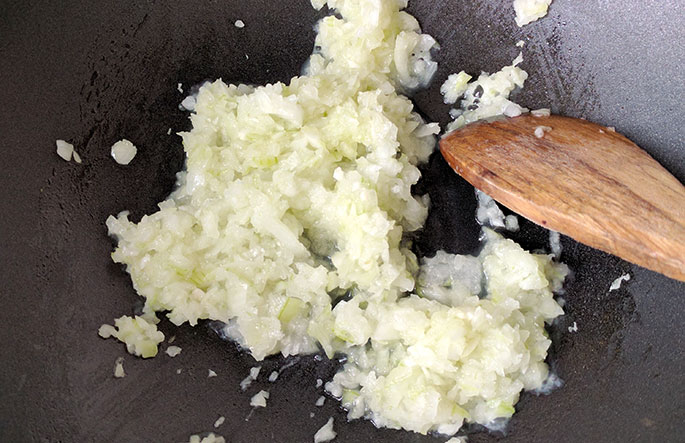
[104,0,567,436]
[549,230,562,258]
[110,139,137,165]
[441,56,529,132]
[512,51,524,66]
[609,273,631,291]
[250,390,269,408]
[440,71,472,104]
[314,417,336,443]
[187,433,225,443]
[503,102,524,117]
[504,214,519,232]
[475,189,506,228]
[531,108,551,117]
[534,125,552,138]
[56,140,74,161]
[240,366,261,391]
[98,315,164,358]
[513,0,553,27]
[114,357,126,378]
[165,345,182,357]
[180,95,196,111]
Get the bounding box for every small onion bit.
[111,139,137,165]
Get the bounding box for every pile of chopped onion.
[101,0,566,437]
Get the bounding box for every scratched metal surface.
[0,1,683,442]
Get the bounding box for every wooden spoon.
[439,114,685,282]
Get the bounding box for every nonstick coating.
[1,1,683,442]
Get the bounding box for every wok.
[1,0,683,442]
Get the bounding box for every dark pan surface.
[1,1,683,442]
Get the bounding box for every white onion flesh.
[187,433,225,443]
[103,0,566,437]
[513,0,553,27]
[165,345,182,357]
[314,417,336,443]
[250,390,269,408]
[609,273,631,291]
[111,139,137,165]
[56,140,74,161]
[114,357,126,378]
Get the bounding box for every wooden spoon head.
[440,114,685,282]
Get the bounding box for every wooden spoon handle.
[440,115,685,282]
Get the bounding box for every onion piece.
[111,139,137,165]
[56,140,74,161]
